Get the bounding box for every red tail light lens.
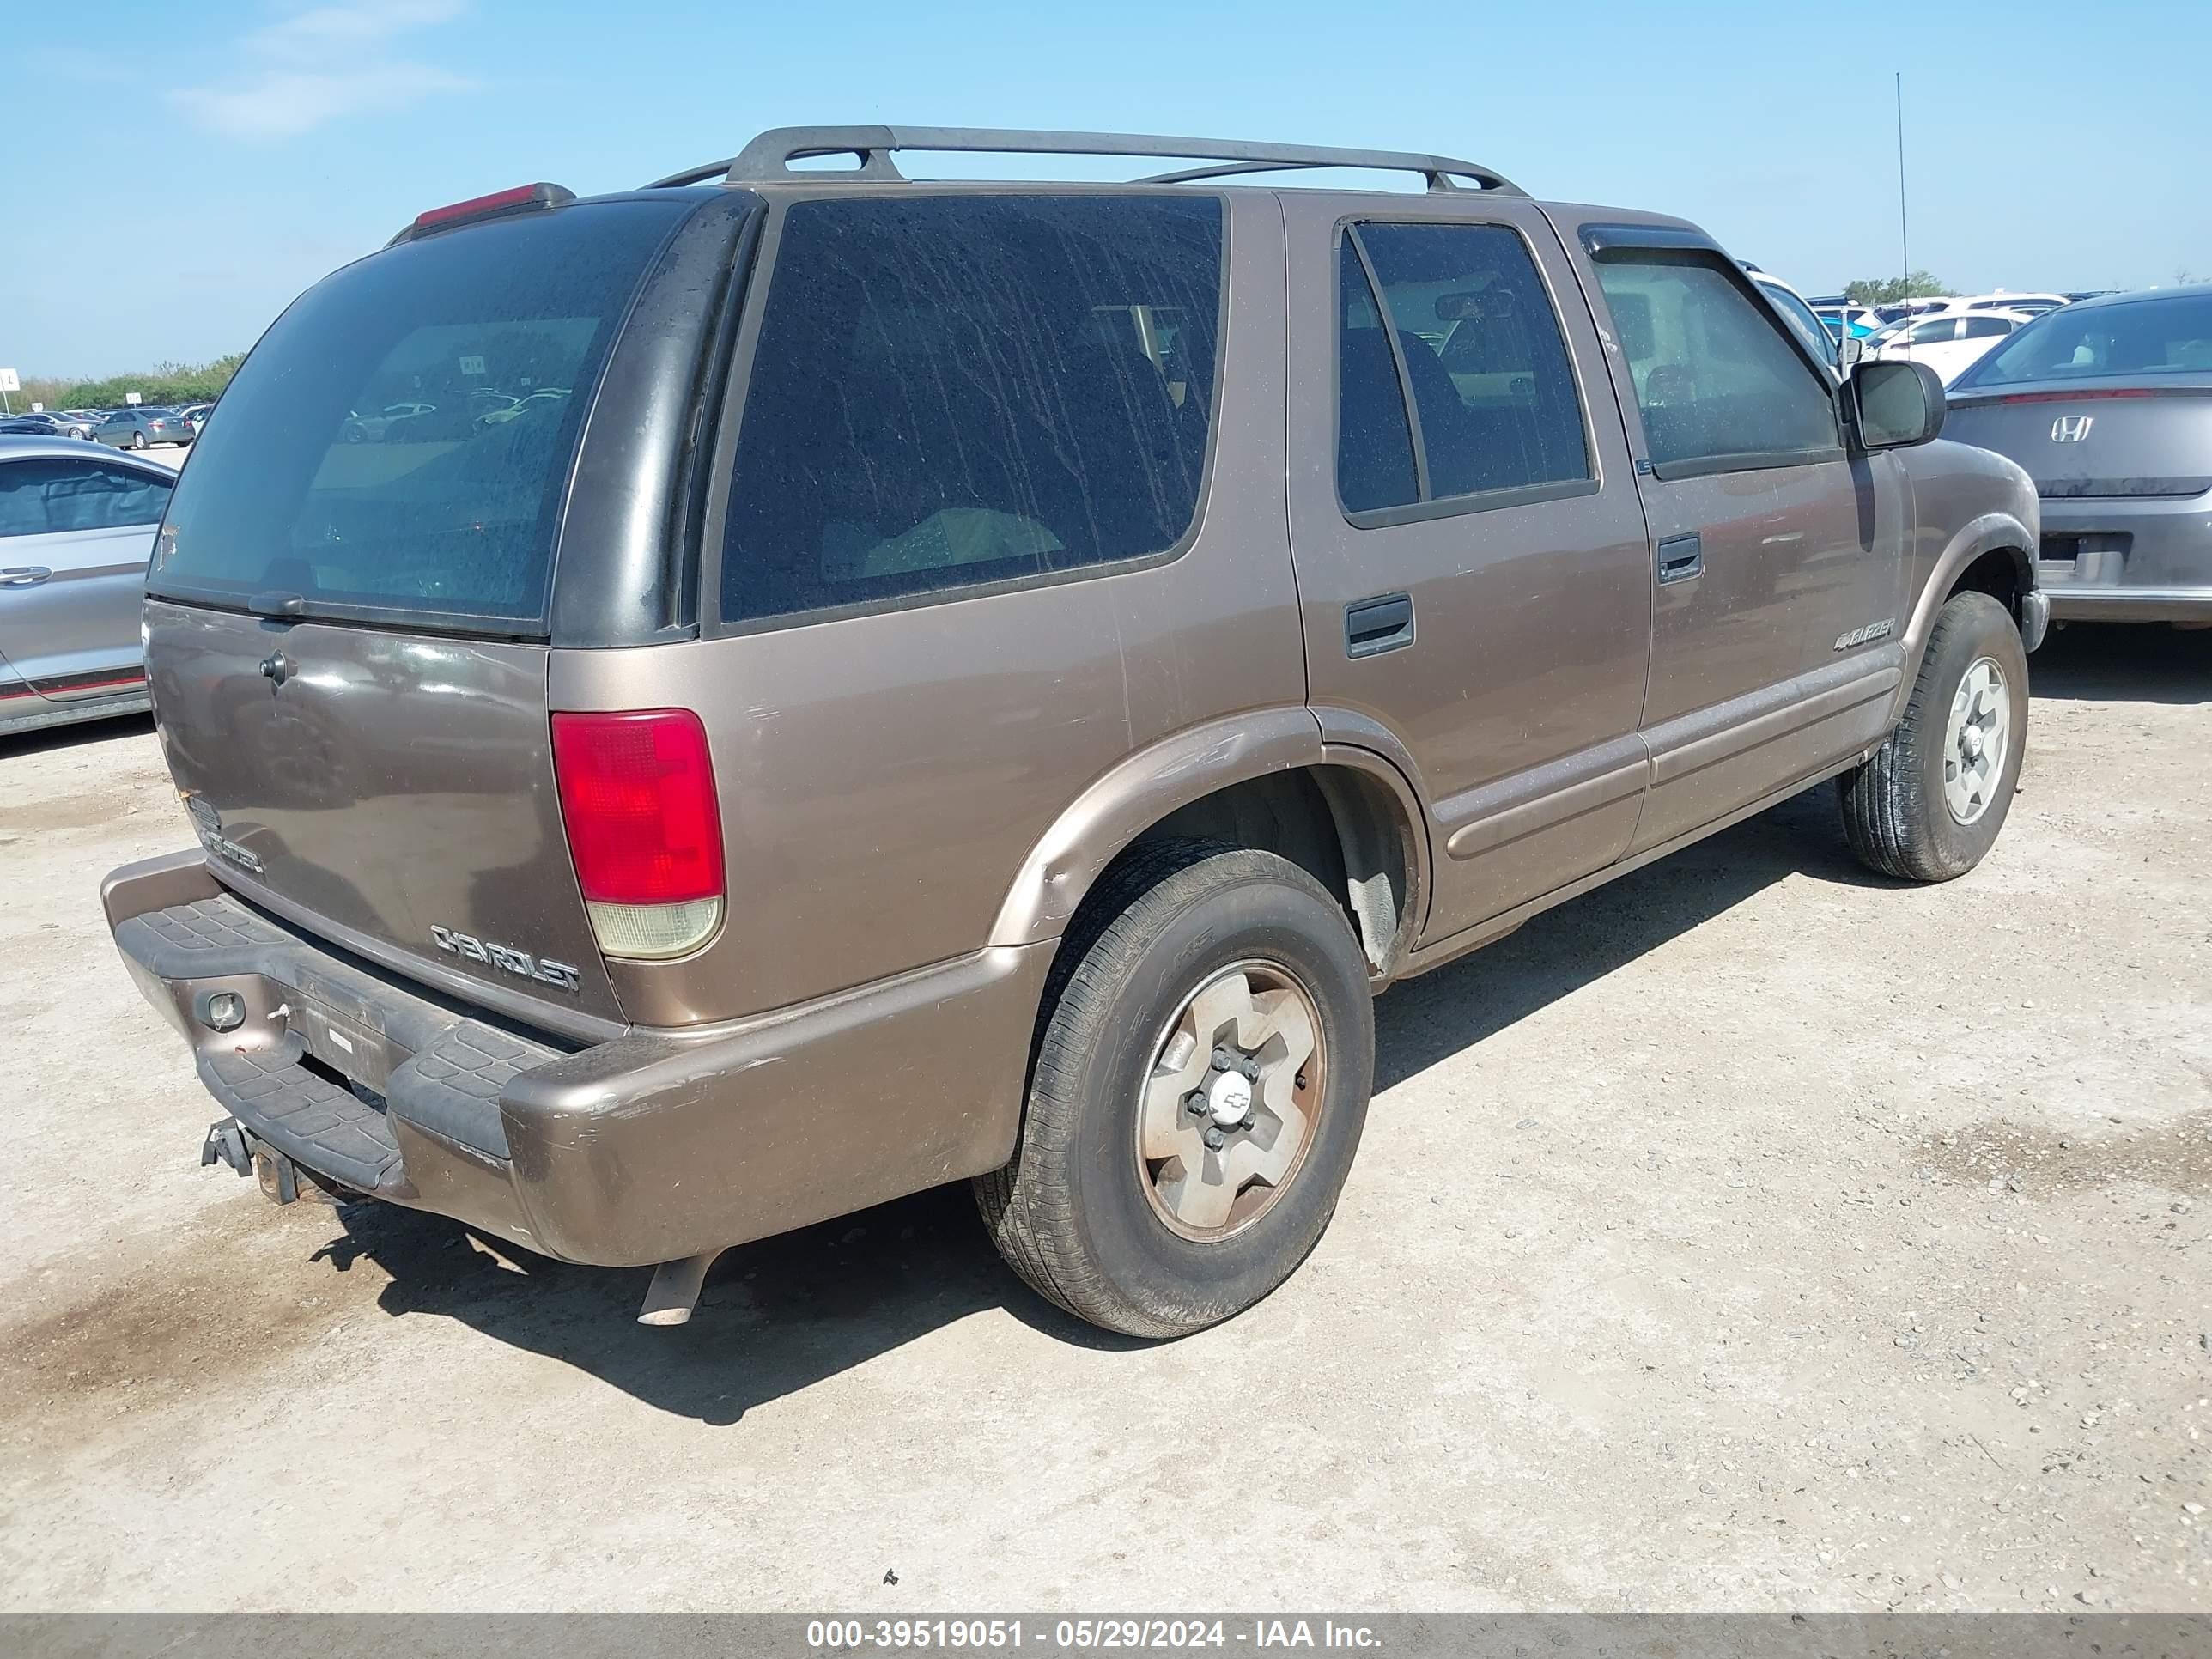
[551,710,725,960]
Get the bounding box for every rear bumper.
[2037,492,2212,621]
[105,850,1054,1267]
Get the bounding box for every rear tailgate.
[146,600,623,1026]
[141,193,712,1034]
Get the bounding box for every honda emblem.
[2050,415,2094,442]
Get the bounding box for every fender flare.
[1889,512,2035,724]
[989,708,1325,948]
[987,708,1433,971]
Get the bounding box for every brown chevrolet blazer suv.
[105,127,2047,1338]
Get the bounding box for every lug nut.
[1237,1056,1261,1082]
[1184,1091,1208,1118]
[1210,1045,1236,1072]
[1202,1127,1225,1151]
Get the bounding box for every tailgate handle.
[1346,592,1415,659]
[0,566,52,587]
[1656,533,1704,585]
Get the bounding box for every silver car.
[0,435,173,735]
[95,407,193,450]
[1946,288,2212,622]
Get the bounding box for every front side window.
[0,459,173,538]
[721,193,1224,623]
[1593,252,1841,476]
[1334,220,1590,516]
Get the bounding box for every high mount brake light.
[551,709,726,963]
[394,183,577,244]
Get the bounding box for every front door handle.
[1656,533,1704,585]
[0,566,52,587]
[1346,592,1415,658]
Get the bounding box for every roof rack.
[647,125,1522,196]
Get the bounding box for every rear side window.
[149,199,690,629]
[721,194,1223,624]
[0,459,171,538]
[1593,252,1841,477]
[1336,221,1589,517]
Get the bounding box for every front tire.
[1840,590,2029,881]
[977,842,1376,1338]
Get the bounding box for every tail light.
[550,709,725,961]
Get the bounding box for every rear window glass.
[1960,294,2212,386]
[721,193,1224,623]
[149,199,689,629]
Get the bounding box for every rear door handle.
[0,566,52,587]
[1656,534,1703,585]
[1346,592,1414,658]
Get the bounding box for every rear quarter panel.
[552,188,1304,1025]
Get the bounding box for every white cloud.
[168,2,473,140]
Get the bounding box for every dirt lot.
[0,625,2205,1613]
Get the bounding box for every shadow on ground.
[307,781,1885,1421]
[2030,622,2209,704]
[0,710,154,762]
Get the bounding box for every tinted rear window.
[721,193,1224,623]
[1960,293,2212,386]
[150,199,689,629]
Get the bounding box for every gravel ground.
[0,623,2205,1613]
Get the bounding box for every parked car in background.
[1962,292,2069,318]
[1871,296,1959,328]
[1947,287,2212,623]
[176,404,214,437]
[1744,266,1841,370]
[0,415,67,438]
[102,127,2043,1342]
[95,407,192,449]
[54,410,100,440]
[1811,302,1883,341]
[0,434,173,735]
[1874,308,2033,386]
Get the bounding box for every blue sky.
[3,0,2207,376]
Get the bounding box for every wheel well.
[1124,765,1414,977]
[1948,546,2026,621]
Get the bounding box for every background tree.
[1842,272,1952,306]
[12,353,245,412]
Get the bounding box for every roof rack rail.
[647,125,1522,196]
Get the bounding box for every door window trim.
[1331,215,1602,532]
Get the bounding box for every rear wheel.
[130,432,147,449]
[1840,590,2029,881]
[976,842,1375,1338]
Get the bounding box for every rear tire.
[130,432,147,450]
[1840,590,2028,881]
[976,841,1375,1339]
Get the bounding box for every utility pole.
[1895,71,1910,291]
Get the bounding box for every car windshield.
[1960,293,2212,386]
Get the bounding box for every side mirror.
[1838,333,1865,370]
[1849,358,1946,449]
